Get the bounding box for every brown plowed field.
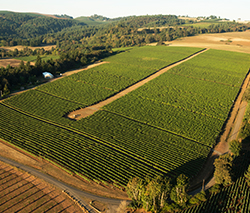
[0,162,83,213]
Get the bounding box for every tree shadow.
[181,151,250,213]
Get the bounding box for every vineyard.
[0,162,82,213]
[34,46,203,105]
[103,49,250,145]
[180,152,250,213]
[1,46,250,187]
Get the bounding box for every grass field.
[180,22,220,28]
[14,55,60,62]
[1,46,250,187]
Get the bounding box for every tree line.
[2,12,248,50]
[0,47,112,97]
[126,139,250,212]
[126,174,206,212]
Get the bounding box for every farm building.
[42,72,54,79]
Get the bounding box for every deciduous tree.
[229,140,242,156]
[214,154,233,186]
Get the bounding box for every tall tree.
[158,177,171,209]
[145,177,162,212]
[126,177,144,203]
[170,174,189,206]
[214,153,233,186]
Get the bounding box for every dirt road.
[189,69,250,192]
[67,48,208,120]
[0,156,128,213]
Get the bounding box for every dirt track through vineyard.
[189,68,250,191]
[67,48,208,120]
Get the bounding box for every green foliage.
[229,140,242,156]
[104,49,250,145]
[245,165,250,187]
[180,152,250,213]
[214,154,233,186]
[4,47,211,180]
[208,183,221,194]
[126,177,144,202]
[0,103,166,187]
[2,83,10,96]
[0,47,110,92]
[14,55,60,62]
[243,87,250,101]
[0,11,84,40]
[170,174,190,206]
[189,190,207,205]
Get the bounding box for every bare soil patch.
[166,30,250,54]
[67,49,208,120]
[0,161,82,213]
[0,140,128,200]
[0,58,35,68]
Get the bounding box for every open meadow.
[167,30,250,54]
[1,45,250,189]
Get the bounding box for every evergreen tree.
[2,84,10,96]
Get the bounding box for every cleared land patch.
[167,30,250,54]
[14,54,60,62]
[0,58,34,68]
[0,162,82,213]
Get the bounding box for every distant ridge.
[0,10,72,19]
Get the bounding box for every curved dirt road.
[0,156,128,213]
[67,49,208,120]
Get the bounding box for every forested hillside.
[1,12,249,48]
[0,11,85,46]
[0,11,249,95]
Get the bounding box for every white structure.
[42,72,54,79]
